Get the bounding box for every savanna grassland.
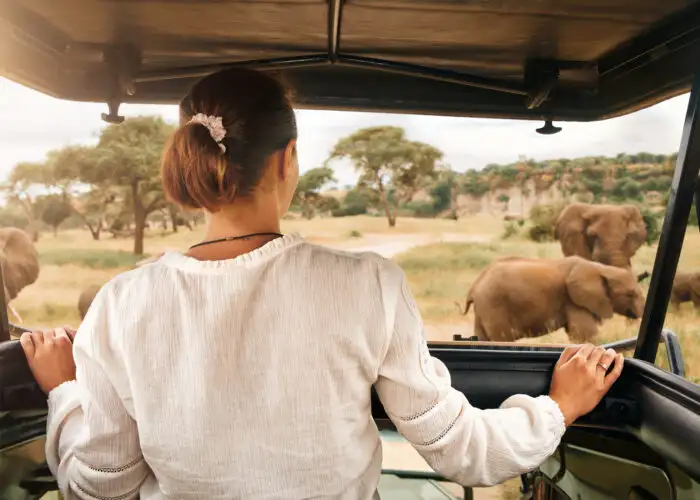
[15,213,700,385]
[12,213,700,500]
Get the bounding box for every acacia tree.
[38,194,72,236]
[293,166,336,219]
[91,116,175,254]
[4,161,54,241]
[329,126,443,227]
[47,145,119,240]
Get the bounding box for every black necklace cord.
[188,232,284,250]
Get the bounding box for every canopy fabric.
[2,0,700,120]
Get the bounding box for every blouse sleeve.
[45,285,150,499]
[373,266,566,487]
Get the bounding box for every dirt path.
[330,232,491,258]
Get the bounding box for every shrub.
[348,230,363,238]
[638,206,663,245]
[403,201,436,218]
[430,181,453,212]
[332,205,367,217]
[526,201,567,242]
[501,221,521,240]
[527,224,554,242]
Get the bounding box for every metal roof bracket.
[524,59,560,110]
[100,45,140,124]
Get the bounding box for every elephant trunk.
[593,246,630,268]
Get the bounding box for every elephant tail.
[455,293,474,316]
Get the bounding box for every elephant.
[458,255,646,343]
[555,203,647,269]
[670,271,700,310]
[78,251,165,320]
[0,227,40,323]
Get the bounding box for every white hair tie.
[189,113,227,153]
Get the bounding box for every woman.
[22,67,623,499]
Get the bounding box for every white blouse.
[46,233,565,499]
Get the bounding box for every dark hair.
[161,67,297,212]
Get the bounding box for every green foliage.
[526,202,567,243]
[38,195,72,233]
[328,126,444,226]
[430,180,453,213]
[641,176,672,192]
[332,187,376,217]
[348,230,363,238]
[501,221,521,240]
[294,166,336,218]
[403,201,437,218]
[39,248,148,269]
[610,178,643,202]
[458,170,490,197]
[638,206,663,245]
[317,196,340,214]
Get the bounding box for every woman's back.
[92,234,397,498]
[26,67,624,500]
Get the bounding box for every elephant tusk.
[7,304,23,324]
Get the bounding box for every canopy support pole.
[634,69,700,363]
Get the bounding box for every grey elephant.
[0,227,40,323]
[459,256,646,343]
[670,271,700,310]
[78,252,165,320]
[555,203,647,269]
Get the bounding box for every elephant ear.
[623,205,648,248]
[566,261,614,321]
[555,204,592,259]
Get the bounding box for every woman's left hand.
[20,327,77,394]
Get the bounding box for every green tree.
[610,178,643,202]
[497,194,510,210]
[47,145,119,241]
[90,116,175,254]
[294,166,336,219]
[329,126,443,227]
[333,186,376,217]
[3,161,53,241]
[38,194,72,236]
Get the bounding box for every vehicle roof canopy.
[2,0,700,121]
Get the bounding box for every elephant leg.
[564,304,598,344]
[669,293,682,311]
[691,292,700,310]
[474,316,489,341]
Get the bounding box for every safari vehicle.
[1,0,700,499]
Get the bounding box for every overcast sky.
[0,76,691,188]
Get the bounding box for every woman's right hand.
[548,344,624,427]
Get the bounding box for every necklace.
[188,232,283,250]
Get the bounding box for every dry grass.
[13,215,700,383]
[395,229,700,384]
[13,214,700,499]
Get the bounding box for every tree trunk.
[376,180,396,227]
[167,205,179,233]
[89,224,101,241]
[132,182,146,256]
[16,196,39,241]
[53,225,58,237]
[84,218,102,240]
[134,216,146,255]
